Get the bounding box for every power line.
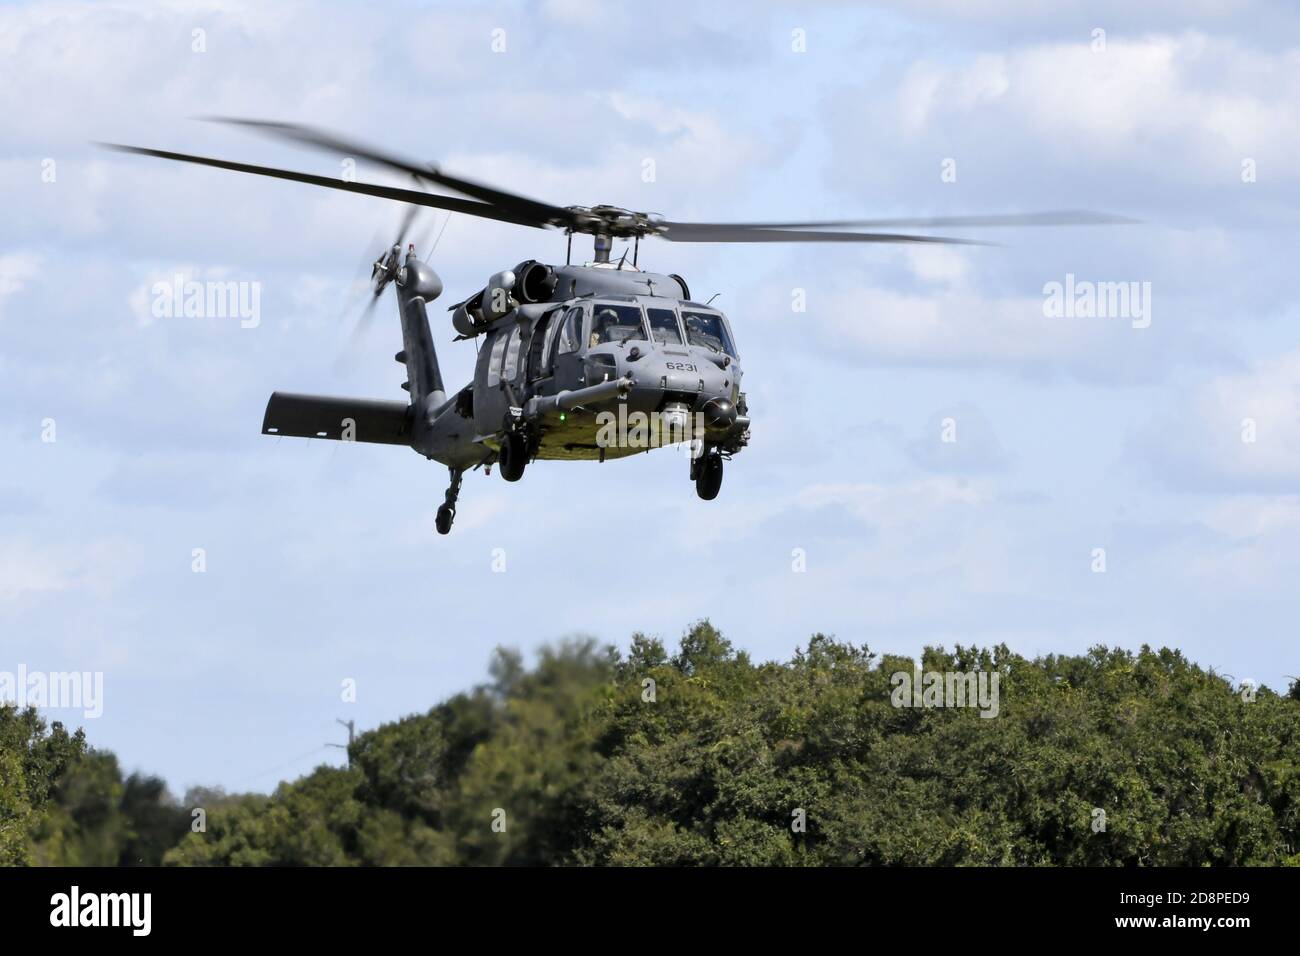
[231,744,330,788]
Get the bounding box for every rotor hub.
[564,205,664,240]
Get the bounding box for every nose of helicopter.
[592,344,739,432]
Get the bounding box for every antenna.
[326,718,356,768]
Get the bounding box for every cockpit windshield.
[646,308,683,345]
[590,304,647,346]
[681,310,736,356]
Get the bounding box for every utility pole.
[326,718,355,768]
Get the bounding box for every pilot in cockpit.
[592,307,619,349]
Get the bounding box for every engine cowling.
[450,262,559,338]
[483,270,516,320]
[450,292,485,338]
[451,270,512,337]
[513,260,557,304]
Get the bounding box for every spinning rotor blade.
[659,210,1138,237]
[392,197,421,249]
[104,122,1135,252]
[332,291,384,376]
[660,226,990,245]
[98,143,541,230]
[343,200,433,363]
[203,116,576,229]
[355,287,384,333]
[337,234,383,315]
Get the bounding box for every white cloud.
[1139,346,1300,488]
[904,245,971,285]
[1178,495,1300,592]
[0,537,138,603]
[1201,495,1300,539]
[541,0,603,26]
[892,34,1300,181]
[796,477,986,526]
[820,283,1119,369]
[0,252,41,316]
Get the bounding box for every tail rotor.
[335,187,431,371]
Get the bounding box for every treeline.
[6,621,1300,865]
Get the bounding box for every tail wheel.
[499,432,528,482]
[435,504,454,535]
[695,454,723,500]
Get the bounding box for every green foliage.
[29,748,191,866]
[0,705,84,866]
[12,622,1300,866]
[165,768,370,866]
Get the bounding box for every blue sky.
[3,0,1300,793]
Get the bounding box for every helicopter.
[103,119,1128,534]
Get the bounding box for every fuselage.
[412,262,749,468]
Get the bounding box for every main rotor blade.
[661,225,991,245]
[393,199,420,248]
[204,117,575,229]
[660,211,1137,235]
[98,143,542,230]
[333,290,385,376]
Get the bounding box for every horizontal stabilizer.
[262,392,412,445]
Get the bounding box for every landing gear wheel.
[499,432,528,482]
[695,453,723,500]
[436,467,462,535]
[435,504,455,535]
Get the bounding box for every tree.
[18,624,1300,867]
[1,705,84,866]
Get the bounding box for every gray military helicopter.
[104,120,1126,533]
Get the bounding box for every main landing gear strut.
[436,467,463,535]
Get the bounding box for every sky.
[3,0,1300,794]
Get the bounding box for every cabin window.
[502,326,522,382]
[647,307,684,346]
[486,329,508,386]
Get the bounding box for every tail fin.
[394,251,445,406]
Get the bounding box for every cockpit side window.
[647,307,684,345]
[591,304,646,346]
[682,310,736,357]
[557,306,584,356]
